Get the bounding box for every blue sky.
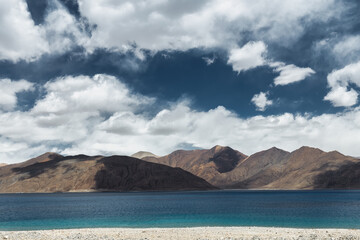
[1,0,360,163]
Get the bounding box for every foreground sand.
[1,227,360,240]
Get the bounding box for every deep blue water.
[0,190,360,230]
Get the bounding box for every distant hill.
[0,155,216,193]
[142,145,248,186]
[131,151,159,159]
[0,163,6,168]
[141,146,360,189]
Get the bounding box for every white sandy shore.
[1,227,360,240]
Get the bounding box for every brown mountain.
[0,152,62,177]
[0,154,216,193]
[0,163,6,168]
[214,147,290,187]
[142,145,248,186]
[228,146,360,189]
[2,146,359,192]
[140,146,360,189]
[131,151,159,159]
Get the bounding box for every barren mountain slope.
[0,155,216,193]
[214,147,290,187]
[230,147,360,189]
[143,145,247,186]
[131,151,159,159]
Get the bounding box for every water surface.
[0,190,359,230]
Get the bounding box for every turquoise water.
[0,190,360,230]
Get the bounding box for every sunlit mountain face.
[1,0,360,163]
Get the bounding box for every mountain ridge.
[228,146,359,189]
[140,145,360,189]
[131,151,159,159]
[1,145,359,192]
[142,145,248,186]
[0,155,216,193]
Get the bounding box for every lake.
[0,190,359,230]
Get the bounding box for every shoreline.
[1,189,359,194]
[1,227,360,239]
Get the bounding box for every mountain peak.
[131,151,159,159]
[39,152,62,158]
[295,146,324,153]
[18,152,63,168]
[209,145,247,173]
[211,145,228,153]
[267,146,288,153]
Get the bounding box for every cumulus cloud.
[227,41,267,73]
[324,87,358,107]
[0,0,89,62]
[251,92,273,111]
[1,74,360,163]
[77,0,341,52]
[0,0,345,62]
[272,63,315,86]
[0,0,48,61]
[32,74,153,115]
[226,44,315,85]
[0,79,34,111]
[324,61,360,107]
[42,1,90,54]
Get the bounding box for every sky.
[1,0,360,163]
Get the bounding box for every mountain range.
[0,153,215,193]
[137,145,360,189]
[0,145,359,193]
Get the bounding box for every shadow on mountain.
[314,162,360,189]
[209,147,242,173]
[9,153,62,178]
[1,154,216,193]
[11,154,98,179]
[94,156,217,191]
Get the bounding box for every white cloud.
[77,0,340,51]
[0,0,48,61]
[273,64,315,86]
[226,48,315,87]
[324,61,360,107]
[0,0,90,62]
[0,79,34,111]
[32,74,153,115]
[42,2,90,54]
[0,0,345,62]
[251,92,273,111]
[2,74,360,163]
[227,41,267,73]
[202,56,216,65]
[313,34,360,67]
[324,87,358,107]
[333,35,360,64]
